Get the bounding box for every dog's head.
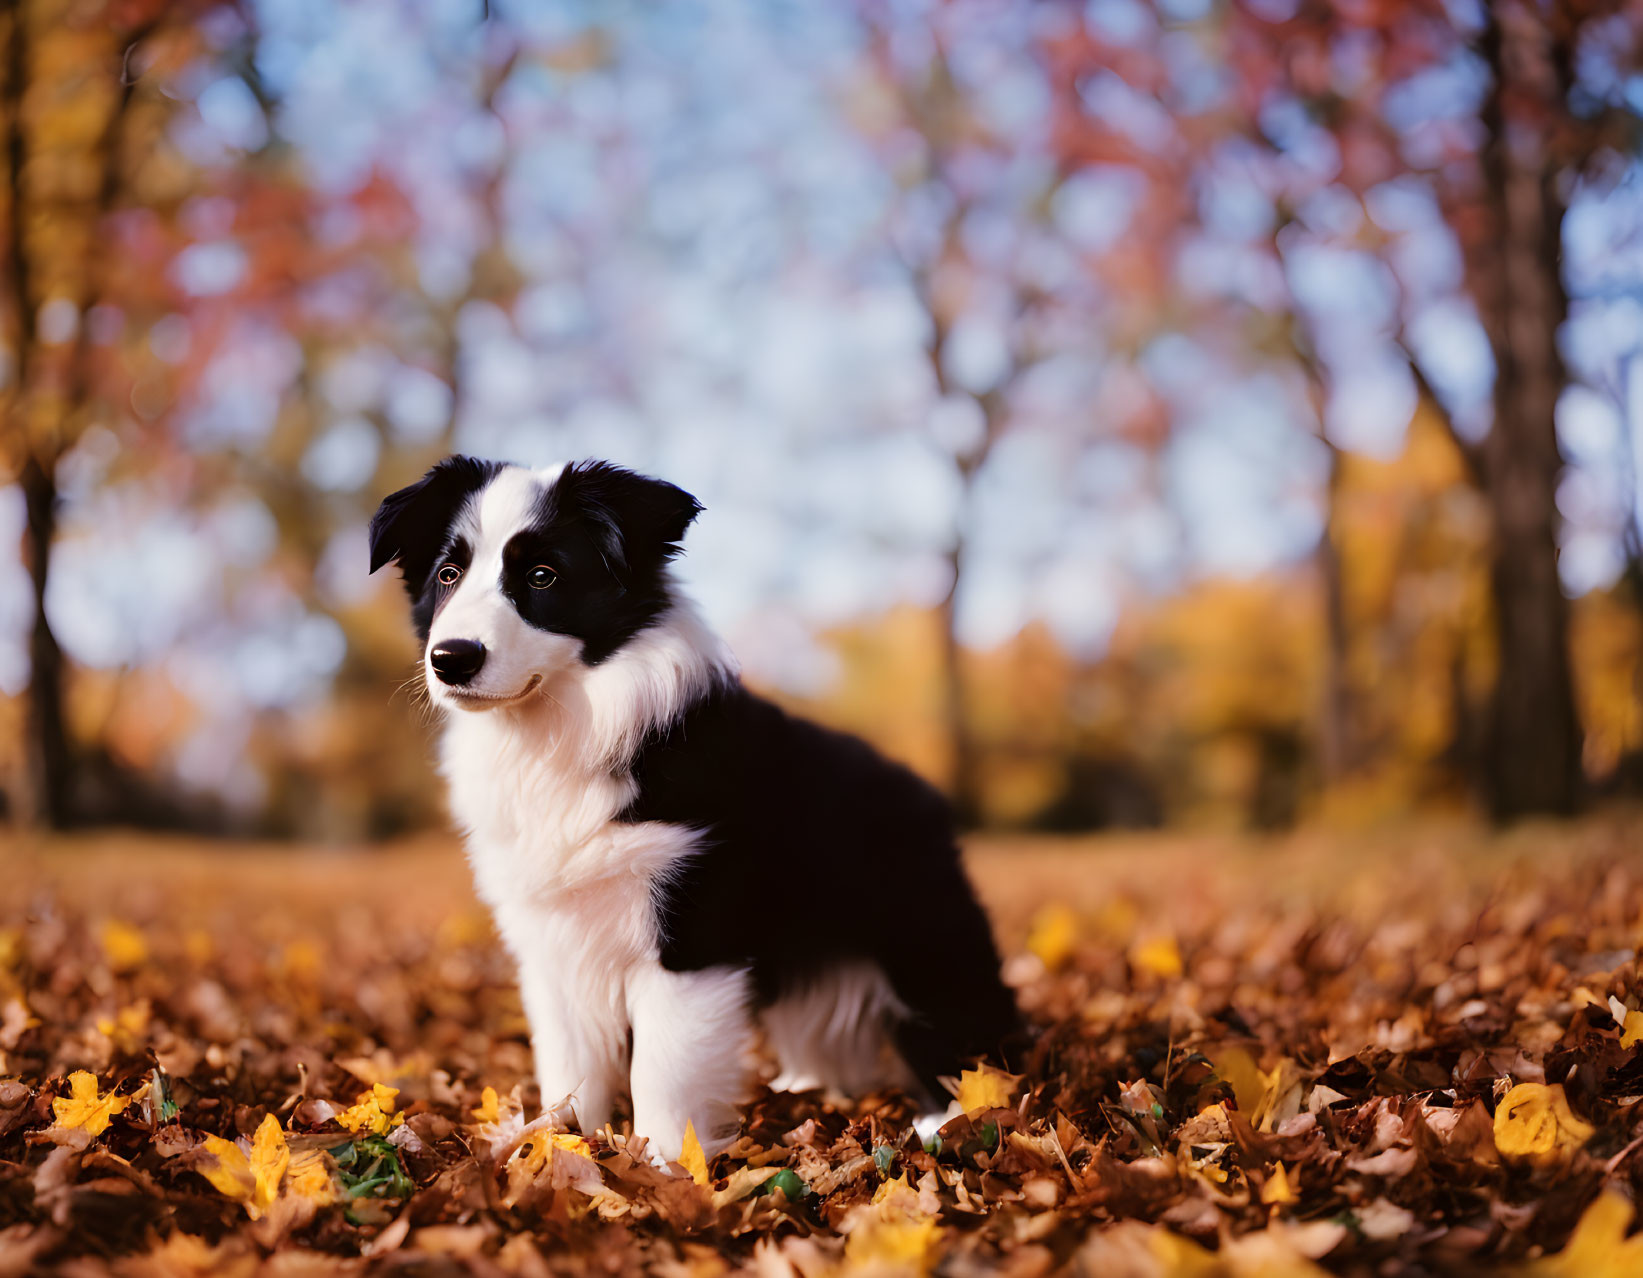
[369,457,702,710]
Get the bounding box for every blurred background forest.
[1,0,1641,841]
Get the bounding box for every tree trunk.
[1475,4,1584,819]
[1316,443,1357,782]
[19,454,72,826]
[937,528,982,828]
[2,2,73,826]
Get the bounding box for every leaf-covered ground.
[4,818,1643,1275]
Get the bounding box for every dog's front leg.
[516,960,626,1136]
[627,964,753,1164]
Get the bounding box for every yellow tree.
[0,0,202,825]
[1044,0,1643,818]
[851,3,1165,823]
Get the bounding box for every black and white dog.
[370,457,1019,1161]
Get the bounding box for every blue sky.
[2,0,1640,793]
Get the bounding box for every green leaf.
[332,1135,413,1200]
[757,1168,808,1200]
[873,1143,895,1176]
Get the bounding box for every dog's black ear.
[369,455,498,594]
[556,461,703,580]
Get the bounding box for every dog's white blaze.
[428,467,582,704]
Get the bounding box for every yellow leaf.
[1493,1083,1594,1166]
[1025,904,1078,970]
[679,1119,710,1185]
[51,1071,130,1137]
[1131,933,1182,979]
[197,1118,291,1219]
[472,1086,501,1125]
[95,1003,150,1053]
[872,1173,912,1207]
[197,1134,256,1205]
[1093,897,1138,942]
[1260,1161,1297,1206]
[1148,1228,1228,1277]
[1533,1192,1643,1276]
[101,920,147,973]
[845,1216,940,1272]
[335,1083,403,1136]
[247,1115,289,1218]
[1212,1047,1266,1116]
[554,1130,593,1157]
[512,1128,594,1176]
[287,1149,339,1204]
[1622,1011,1643,1050]
[955,1066,1016,1115]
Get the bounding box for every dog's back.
[624,681,1022,1100]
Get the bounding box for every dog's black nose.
[429,639,486,686]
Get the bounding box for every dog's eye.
[526,565,556,590]
[437,564,462,586]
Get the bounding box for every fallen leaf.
[1213,1047,1266,1115]
[845,1216,940,1272]
[955,1066,1016,1115]
[335,1084,404,1136]
[195,1134,256,1206]
[679,1119,709,1185]
[872,1173,920,1212]
[246,1115,289,1217]
[1260,1161,1298,1206]
[710,1164,780,1208]
[95,1002,150,1053]
[1356,1198,1415,1241]
[1493,1083,1594,1166]
[1131,934,1182,979]
[471,1086,501,1125]
[286,1148,338,1204]
[1025,904,1078,969]
[1,998,39,1050]
[1529,1192,1643,1276]
[100,920,148,972]
[511,1128,594,1176]
[50,1072,131,1138]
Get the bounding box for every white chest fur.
[438,597,730,910]
[432,605,751,1161]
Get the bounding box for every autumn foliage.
[0,1,1640,834]
[2,821,1643,1272]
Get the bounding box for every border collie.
[370,457,1019,1162]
